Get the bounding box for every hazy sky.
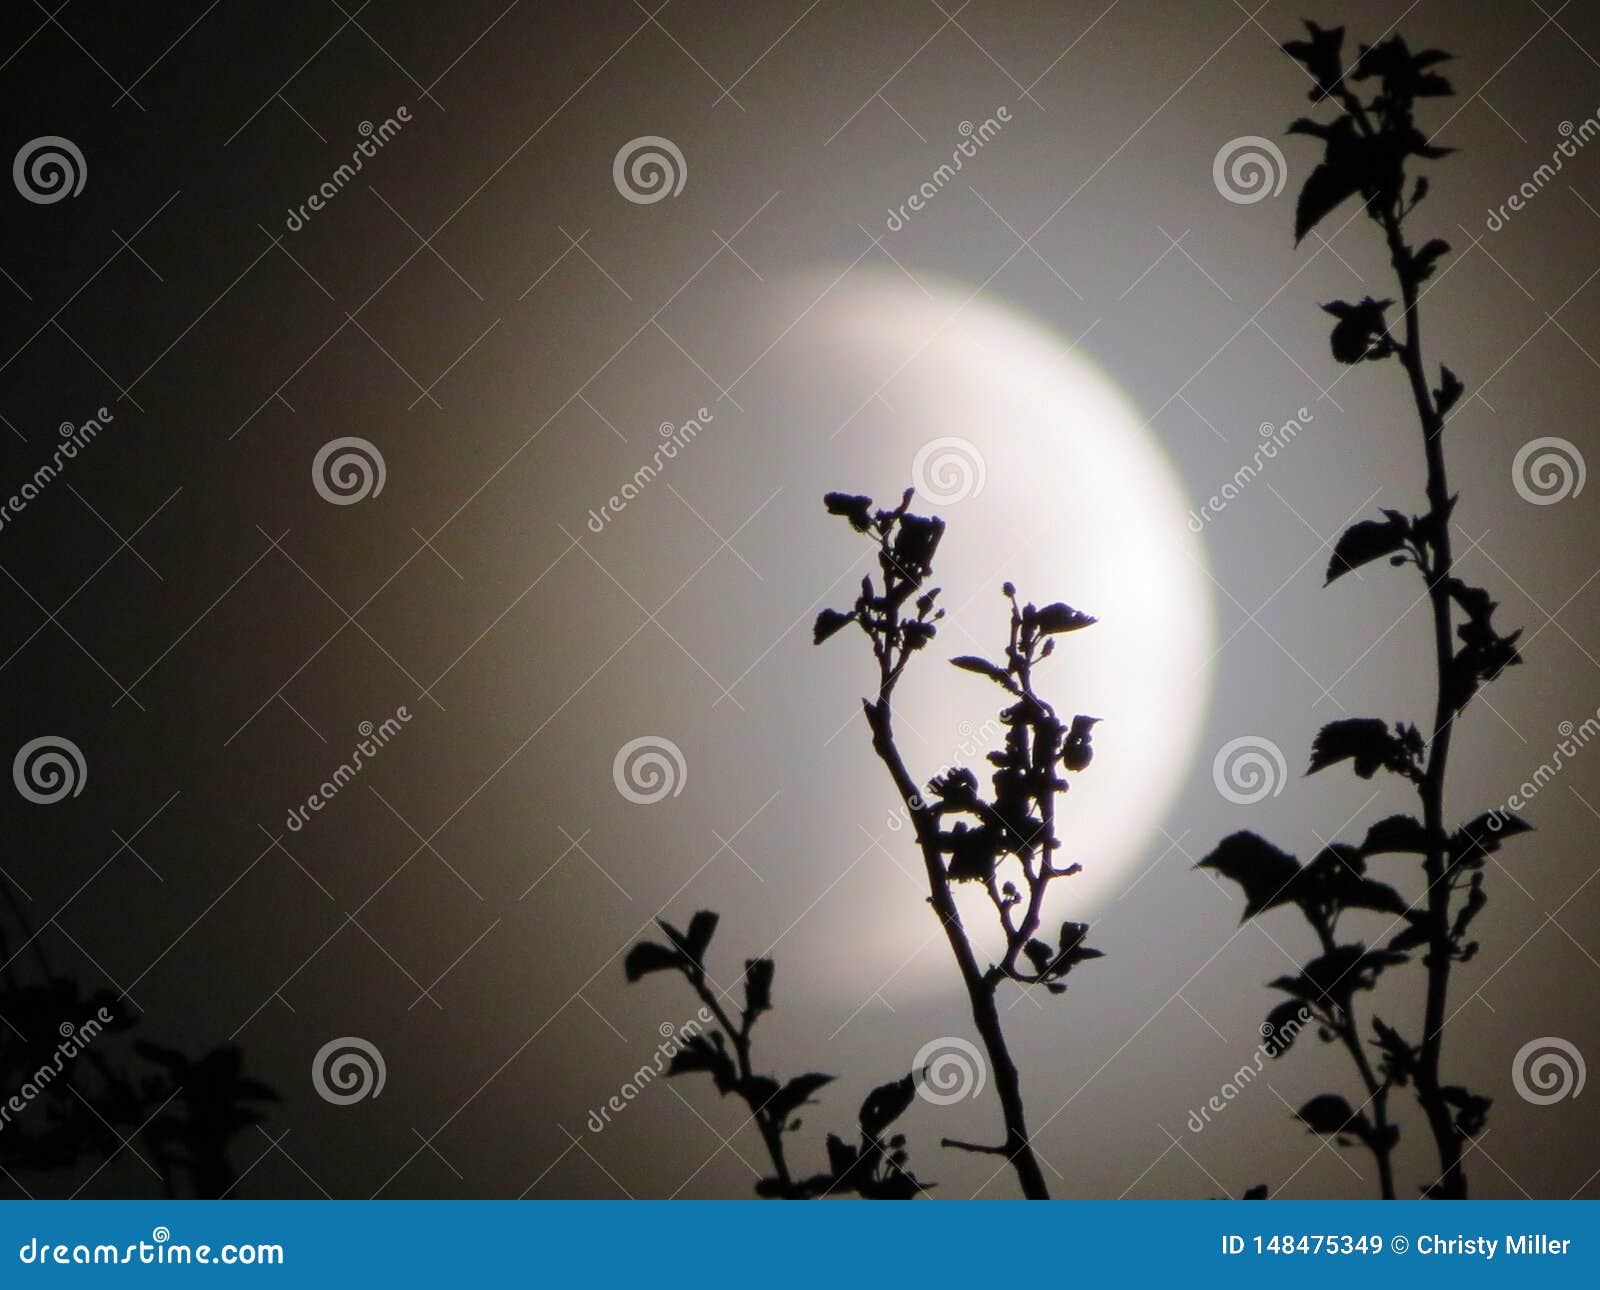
[2,0,1597,1199]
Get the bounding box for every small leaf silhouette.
[668,1034,737,1093]
[657,911,718,971]
[1435,365,1464,415]
[1450,812,1531,868]
[859,1073,917,1138]
[1274,945,1407,1007]
[624,940,679,982]
[1297,1092,1370,1139]
[1322,297,1394,363]
[949,655,1018,691]
[1361,813,1430,857]
[1411,238,1450,281]
[1282,20,1345,96]
[1197,832,1301,920]
[1263,1001,1308,1057]
[824,492,874,531]
[1334,873,1410,917]
[1295,155,1365,243]
[768,1073,833,1123]
[743,958,774,1016]
[1326,513,1409,583]
[1308,718,1400,778]
[1387,915,1432,953]
[813,608,855,644]
[891,514,945,576]
[1032,602,1096,634]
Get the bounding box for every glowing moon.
[783,269,1216,976]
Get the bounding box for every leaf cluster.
[0,907,278,1197]
[626,911,928,1199]
[815,493,1105,994]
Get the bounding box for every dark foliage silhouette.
[814,488,1103,1199]
[1199,22,1526,1199]
[625,911,928,1198]
[0,891,277,1198]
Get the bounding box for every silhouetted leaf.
[1412,238,1450,281]
[824,492,874,531]
[668,1034,736,1093]
[1264,1001,1309,1057]
[1297,1092,1370,1139]
[941,820,1003,883]
[1197,832,1301,920]
[1361,813,1430,857]
[624,940,679,982]
[825,1132,857,1180]
[1032,602,1096,634]
[768,1073,834,1123]
[949,656,1009,683]
[1322,297,1394,363]
[1308,718,1400,778]
[1440,1085,1491,1137]
[1387,917,1431,953]
[1372,1016,1414,1086]
[739,1075,781,1110]
[1296,159,1364,244]
[1056,920,1104,967]
[1273,944,1404,1006]
[1283,20,1346,98]
[859,1073,917,1137]
[1300,846,1410,919]
[1450,812,1531,868]
[813,608,855,644]
[1451,872,1486,941]
[1435,365,1464,415]
[1326,513,1409,582]
[743,957,774,1016]
[1351,35,1454,99]
[1338,874,1410,917]
[668,911,717,966]
[891,514,944,576]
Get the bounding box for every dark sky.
[1,0,1596,1199]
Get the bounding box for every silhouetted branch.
[1205,20,1525,1200]
[624,912,929,1199]
[0,890,276,1198]
[941,1137,1010,1156]
[815,489,1104,1200]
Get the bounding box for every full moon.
[771,268,1217,991]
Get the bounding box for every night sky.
[1,0,1596,1199]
